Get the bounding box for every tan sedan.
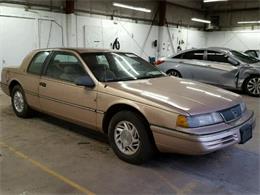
[1,48,255,164]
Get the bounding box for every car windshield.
[231,50,259,64]
[81,52,165,82]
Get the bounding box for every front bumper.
[151,111,256,155]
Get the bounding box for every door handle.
[39,82,46,87]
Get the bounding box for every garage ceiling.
[169,0,260,11]
[2,0,260,12]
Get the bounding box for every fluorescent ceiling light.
[191,18,211,24]
[204,0,228,2]
[237,21,260,24]
[113,2,151,13]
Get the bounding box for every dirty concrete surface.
[0,89,259,194]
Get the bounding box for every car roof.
[32,48,113,54]
[172,47,231,57]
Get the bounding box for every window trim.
[42,51,88,84]
[27,51,51,75]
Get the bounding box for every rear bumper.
[0,82,9,96]
[151,111,255,155]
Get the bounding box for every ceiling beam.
[159,1,167,26]
[166,1,204,12]
[208,7,260,13]
[65,0,75,14]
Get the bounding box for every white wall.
[75,15,159,59]
[158,26,206,57]
[3,5,259,82]
[206,29,260,51]
[0,5,207,78]
[0,6,66,70]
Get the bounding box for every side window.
[96,55,109,67]
[256,51,260,58]
[182,50,204,60]
[246,51,257,58]
[207,50,229,63]
[173,53,183,59]
[45,53,86,83]
[27,51,50,75]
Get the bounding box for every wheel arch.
[9,80,22,94]
[102,103,157,147]
[166,69,182,77]
[242,73,260,88]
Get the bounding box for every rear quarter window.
[27,51,50,75]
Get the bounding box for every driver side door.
[39,51,98,129]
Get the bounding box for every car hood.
[106,76,242,115]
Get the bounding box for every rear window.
[28,51,50,75]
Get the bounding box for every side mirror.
[228,57,240,66]
[75,75,95,88]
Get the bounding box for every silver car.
[157,47,260,97]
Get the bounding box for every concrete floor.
[0,89,259,195]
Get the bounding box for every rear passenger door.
[39,51,98,129]
[203,50,239,88]
[180,50,208,82]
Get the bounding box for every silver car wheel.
[13,91,24,113]
[247,77,260,95]
[167,70,181,77]
[114,121,140,155]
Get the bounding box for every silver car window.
[206,50,229,64]
[182,50,204,60]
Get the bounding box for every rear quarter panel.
[1,50,41,109]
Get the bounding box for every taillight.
[155,60,165,65]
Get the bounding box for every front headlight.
[177,112,224,128]
[240,102,247,113]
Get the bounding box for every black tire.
[11,85,33,118]
[167,69,182,78]
[108,111,154,164]
[243,76,260,97]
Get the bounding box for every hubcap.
[114,121,140,155]
[247,77,260,95]
[168,71,180,77]
[13,91,24,113]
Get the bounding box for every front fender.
[237,67,260,88]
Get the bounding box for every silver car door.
[203,50,239,88]
[178,50,209,82]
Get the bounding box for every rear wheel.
[108,111,154,164]
[11,85,33,117]
[167,70,182,78]
[244,76,260,97]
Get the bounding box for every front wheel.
[108,111,154,164]
[11,85,33,118]
[167,70,182,78]
[244,76,260,97]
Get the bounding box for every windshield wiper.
[138,74,165,80]
[105,78,137,82]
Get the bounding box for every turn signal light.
[176,115,189,128]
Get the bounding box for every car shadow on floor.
[36,112,109,144]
